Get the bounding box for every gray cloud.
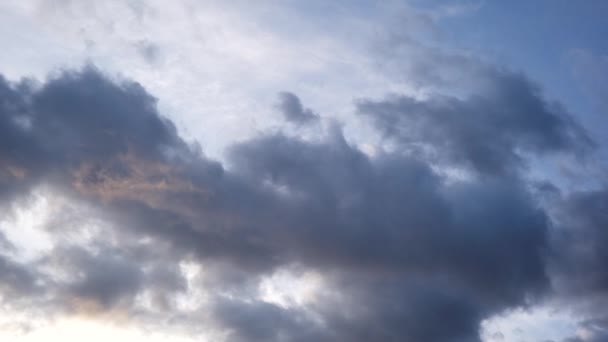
[277,92,320,125]
[61,247,144,309]
[0,255,40,296]
[552,189,608,296]
[0,66,600,341]
[357,69,593,176]
[550,188,608,342]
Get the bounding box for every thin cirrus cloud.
[0,1,607,342]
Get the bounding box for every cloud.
[549,188,608,342]
[0,254,40,296]
[276,92,320,125]
[357,69,593,176]
[552,189,608,296]
[0,65,600,341]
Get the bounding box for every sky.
[0,1,607,341]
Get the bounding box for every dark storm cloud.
[0,75,40,202]
[552,189,608,296]
[213,298,327,342]
[357,70,593,176]
[550,188,608,342]
[228,130,548,300]
[0,66,599,341]
[31,67,185,161]
[277,92,320,125]
[223,131,549,341]
[0,66,193,317]
[325,276,483,342]
[0,66,188,202]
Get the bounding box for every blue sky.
[438,0,607,146]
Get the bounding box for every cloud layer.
[0,64,605,342]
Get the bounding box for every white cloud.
[481,306,578,342]
[0,0,449,159]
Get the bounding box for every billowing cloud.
[548,188,608,342]
[357,69,593,176]
[0,64,603,342]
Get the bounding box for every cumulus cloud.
[0,65,603,342]
[357,69,593,176]
[548,188,608,342]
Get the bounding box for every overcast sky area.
[0,1,607,341]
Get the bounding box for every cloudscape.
[0,1,607,341]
